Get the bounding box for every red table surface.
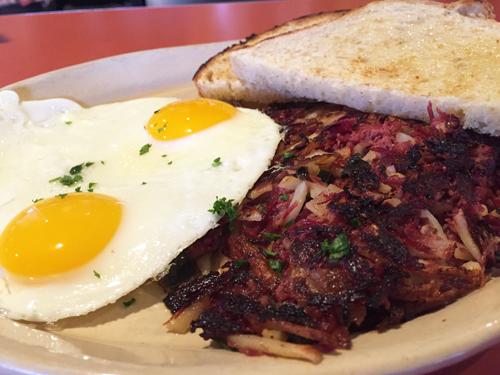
[1,0,500,87]
[2,0,500,373]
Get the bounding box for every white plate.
[2,42,500,375]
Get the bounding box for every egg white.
[0,91,281,322]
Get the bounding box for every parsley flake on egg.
[50,162,95,187]
[57,175,82,186]
[209,197,241,232]
[69,162,94,175]
[139,143,152,155]
[212,157,222,167]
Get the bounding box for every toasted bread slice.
[228,0,500,134]
[193,10,348,106]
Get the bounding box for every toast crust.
[193,10,348,106]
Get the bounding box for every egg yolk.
[146,98,238,141]
[0,193,122,277]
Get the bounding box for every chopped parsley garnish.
[283,152,295,159]
[154,109,160,114]
[58,193,68,199]
[88,182,96,192]
[162,154,167,158]
[69,165,82,175]
[65,121,72,125]
[59,174,83,186]
[212,157,222,167]
[259,204,267,215]
[158,125,167,133]
[101,161,105,165]
[32,198,44,203]
[51,173,83,187]
[93,270,101,279]
[139,143,152,155]
[142,182,147,185]
[284,220,294,228]
[322,233,350,259]
[234,259,246,268]
[69,162,94,175]
[279,194,289,202]
[260,232,281,239]
[351,218,362,228]
[264,250,278,257]
[75,187,82,192]
[209,197,241,232]
[123,298,136,307]
[270,298,276,307]
[168,161,173,165]
[269,259,286,273]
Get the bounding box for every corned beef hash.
[160,102,500,363]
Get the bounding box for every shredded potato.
[164,297,209,334]
[196,253,212,275]
[378,182,392,193]
[305,181,327,199]
[396,132,416,144]
[453,211,482,262]
[227,334,322,364]
[454,244,476,261]
[261,329,288,341]
[418,210,447,240]
[283,181,309,223]
[248,182,273,199]
[278,176,302,190]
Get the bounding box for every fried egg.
[0,90,281,322]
